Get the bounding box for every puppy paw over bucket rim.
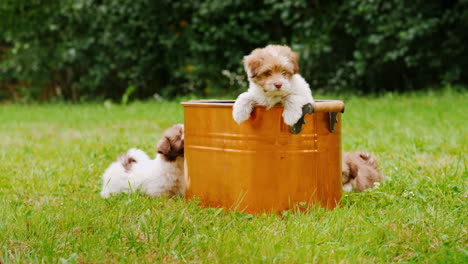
[181,99,345,113]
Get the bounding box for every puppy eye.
[264,71,272,76]
[281,71,289,76]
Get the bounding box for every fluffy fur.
[232,45,314,126]
[342,151,384,192]
[100,124,185,198]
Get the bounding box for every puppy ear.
[347,159,359,180]
[243,53,262,78]
[287,50,299,74]
[357,151,372,161]
[118,153,137,172]
[356,151,378,168]
[156,136,171,155]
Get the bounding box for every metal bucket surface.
[181,100,344,214]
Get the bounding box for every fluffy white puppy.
[100,124,185,198]
[232,45,314,126]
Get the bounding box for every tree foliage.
[1,0,467,101]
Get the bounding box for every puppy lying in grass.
[100,124,185,198]
[342,151,384,192]
[232,45,314,128]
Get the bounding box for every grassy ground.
[0,90,467,263]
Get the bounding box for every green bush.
[1,0,467,101]
[293,0,468,93]
[1,0,195,101]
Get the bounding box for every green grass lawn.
[1,90,467,263]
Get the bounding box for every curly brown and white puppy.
[100,124,185,198]
[342,151,384,192]
[232,45,314,126]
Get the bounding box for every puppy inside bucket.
[233,45,315,133]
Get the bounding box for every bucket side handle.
[328,112,338,133]
[290,103,314,134]
[290,101,344,134]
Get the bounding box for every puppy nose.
[274,83,282,89]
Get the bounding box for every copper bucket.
[181,100,345,214]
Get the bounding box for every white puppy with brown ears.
[233,45,314,127]
[100,124,185,198]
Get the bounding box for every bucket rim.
[181,99,345,113]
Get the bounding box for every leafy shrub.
[1,0,467,101]
[292,0,468,94]
[1,0,196,101]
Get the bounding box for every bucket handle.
[328,112,338,133]
[290,103,343,134]
[290,103,314,134]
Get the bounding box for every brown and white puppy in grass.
[232,45,314,127]
[342,151,384,192]
[100,124,185,198]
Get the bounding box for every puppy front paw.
[283,108,303,126]
[232,106,252,124]
[342,183,353,192]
